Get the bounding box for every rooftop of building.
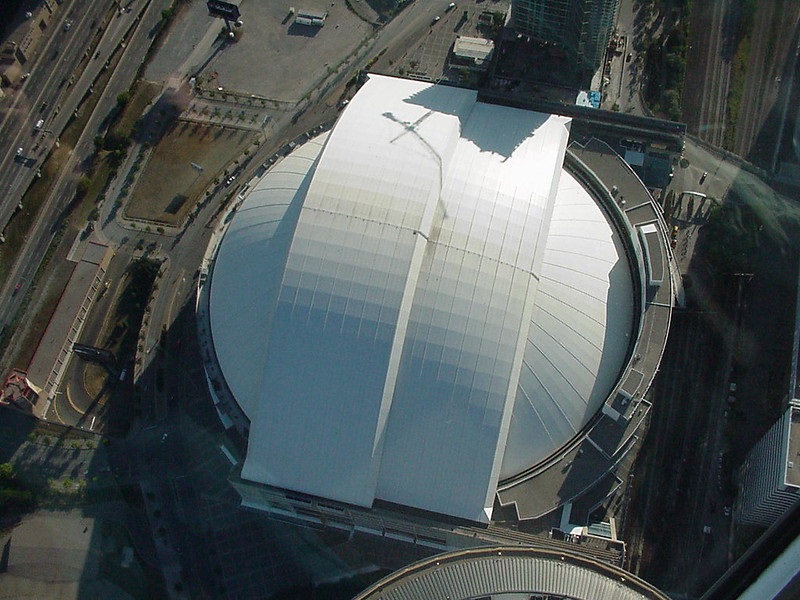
[786,404,800,488]
[203,74,658,525]
[26,241,113,415]
[352,545,669,600]
[453,36,495,63]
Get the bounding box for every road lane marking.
[66,383,86,416]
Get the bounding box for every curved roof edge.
[495,138,675,520]
[498,148,647,482]
[569,138,676,420]
[352,545,669,600]
[208,135,328,421]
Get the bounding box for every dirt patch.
[125,122,254,225]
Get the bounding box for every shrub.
[103,131,130,152]
[76,176,91,200]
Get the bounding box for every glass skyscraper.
[511,0,620,77]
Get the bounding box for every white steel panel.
[501,171,634,479]
[209,138,326,420]
[210,75,638,521]
[376,106,571,522]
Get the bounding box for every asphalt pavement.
[0,0,169,358]
[0,1,129,231]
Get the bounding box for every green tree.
[0,488,34,510]
[664,189,676,218]
[76,176,91,199]
[0,463,14,482]
[108,148,128,169]
[104,131,130,151]
[116,91,131,108]
[664,89,681,121]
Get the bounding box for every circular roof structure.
[206,75,638,523]
[352,546,669,600]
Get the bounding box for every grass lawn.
[126,122,255,225]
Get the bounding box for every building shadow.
[287,23,322,38]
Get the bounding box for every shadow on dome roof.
[403,82,550,158]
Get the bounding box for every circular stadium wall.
[352,545,669,600]
[204,75,642,524]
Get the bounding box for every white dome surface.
[500,170,634,479]
[208,75,635,523]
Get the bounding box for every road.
[49,254,131,430]
[0,0,114,232]
[0,0,171,362]
[369,0,465,68]
[5,1,521,595]
[683,0,734,147]
[602,0,646,114]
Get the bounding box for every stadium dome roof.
[352,546,669,600]
[208,75,636,523]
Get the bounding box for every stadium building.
[197,75,674,541]
[353,545,669,600]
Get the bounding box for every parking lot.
[384,1,510,83]
[203,3,375,102]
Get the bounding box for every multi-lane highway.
[0,0,172,355]
[0,0,112,230]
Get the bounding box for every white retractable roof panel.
[210,137,326,419]
[241,76,475,507]
[212,74,636,521]
[376,105,571,522]
[501,170,634,479]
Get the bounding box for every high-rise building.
[737,403,800,526]
[511,0,620,77]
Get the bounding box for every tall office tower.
[737,403,800,526]
[511,0,620,77]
